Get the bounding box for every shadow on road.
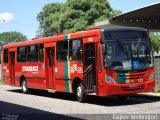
[7,89,160,107]
[0,101,82,120]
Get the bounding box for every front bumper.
[102,79,155,96]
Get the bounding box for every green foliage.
[37,3,63,37]
[37,0,122,37]
[111,10,122,17]
[0,79,2,85]
[155,85,160,93]
[0,31,27,44]
[149,32,160,52]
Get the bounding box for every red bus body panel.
[2,28,155,97]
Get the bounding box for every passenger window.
[56,41,68,60]
[3,49,8,63]
[17,46,27,62]
[39,44,44,61]
[69,39,82,60]
[28,45,38,62]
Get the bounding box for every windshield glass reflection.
[104,39,152,70]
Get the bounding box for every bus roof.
[103,27,147,32]
[3,27,147,49]
[3,28,101,49]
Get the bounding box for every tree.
[37,0,122,37]
[0,31,27,44]
[111,10,122,17]
[149,32,160,52]
[37,3,63,37]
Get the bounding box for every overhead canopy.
[95,2,160,31]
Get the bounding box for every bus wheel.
[76,83,86,103]
[22,80,28,94]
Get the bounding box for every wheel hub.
[77,86,82,98]
[22,81,27,92]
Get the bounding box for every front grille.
[117,71,146,84]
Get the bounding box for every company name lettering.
[22,66,38,72]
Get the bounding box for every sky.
[0,0,160,39]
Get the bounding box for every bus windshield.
[103,38,153,71]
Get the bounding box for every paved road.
[0,85,160,120]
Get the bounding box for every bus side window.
[3,48,8,63]
[39,44,44,61]
[17,46,27,62]
[69,39,82,60]
[28,45,38,62]
[85,43,94,66]
[56,41,68,61]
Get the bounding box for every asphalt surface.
[0,85,160,120]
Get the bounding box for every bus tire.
[76,82,86,103]
[21,79,29,94]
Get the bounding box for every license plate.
[130,84,137,89]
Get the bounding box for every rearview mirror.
[102,44,106,54]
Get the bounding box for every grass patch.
[0,79,3,85]
[154,85,160,93]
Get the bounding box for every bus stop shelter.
[95,2,160,32]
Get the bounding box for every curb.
[136,92,160,97]
[131,93,160,100]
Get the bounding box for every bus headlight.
[149,72,155,80]
[105,75,116,83]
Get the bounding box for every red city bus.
[2,27,155,102]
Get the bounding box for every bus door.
[83,43,97,93]
[9,52,15,85]
[46,47,55,89]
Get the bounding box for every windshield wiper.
[115,38,129,59]
[132,38,141,51]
